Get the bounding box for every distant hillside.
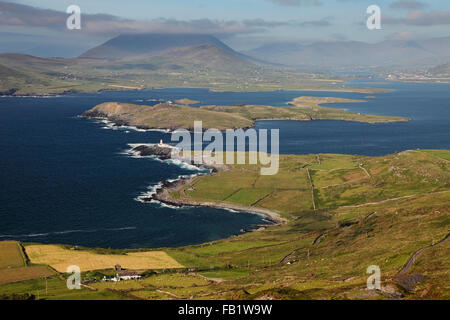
[0,63,25,78]
[245,37,450,69]
[428,63,450,76]
[80,33,237,60]
[0,34,387,96]
[119,43,259,72]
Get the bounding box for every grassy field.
[0,241,56,286]
[181,150,449,217]
[0,241,26,269]
[0,277,130,300]
[1,150,448,300]
[83,97,409,131]
[25,245,183,272]
[0,266,56,285]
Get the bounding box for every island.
[81,96,410,131]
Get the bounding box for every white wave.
[122,144,211,174]
[152,199,185,210]
[135,182,164,203]
[0,227,137,238]
[103,227,137,231]
[165,158,204,171]
[222,208,240,213]
[96,118,171,133]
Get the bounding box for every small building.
[102,276,119,282]
[117,271,141,281]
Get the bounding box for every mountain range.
[244,37,450,69]
[2,32,450,96]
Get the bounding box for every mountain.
[245,37,450,69]
[80,33,238,60]
[78,33,262,73]
[0,34,276,96]
[126,43,259,72]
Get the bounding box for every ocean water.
[0,81,449,248]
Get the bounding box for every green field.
[1,150,448,300]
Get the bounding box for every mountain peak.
[79,33,235,60]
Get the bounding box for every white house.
[117,271,141,281]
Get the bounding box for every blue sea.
[0,81,449,248]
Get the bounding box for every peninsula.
[1,149,448,300]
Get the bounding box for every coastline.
[87,114,409,136]
[151,176,286,225]
[0,84,391,98]
[128,144,286,226]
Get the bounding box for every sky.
[1,0,450,57]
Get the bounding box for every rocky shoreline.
[81,110,168,132]
[131,144,285,226]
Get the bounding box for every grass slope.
[1,150,448,300]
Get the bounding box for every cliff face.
[132,145,173,160]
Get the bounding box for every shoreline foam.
[124,143,285,225]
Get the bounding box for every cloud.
[0,1,332,37]
[390,1,426,10]
[267,0,322,7]
[0,1,253,36]
[243,19,291,28]
[299,17,332,27]
[384,10,450,26]
[243,17,332,28]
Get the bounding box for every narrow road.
[397,233,450,275]
[359,164,371,178]
[280,248,302,264]
[306,168,316,211]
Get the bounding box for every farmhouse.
[117,271,141,281]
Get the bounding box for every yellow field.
[0,266,55,285]
[0,241,26,269]
[25,245,184,272]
